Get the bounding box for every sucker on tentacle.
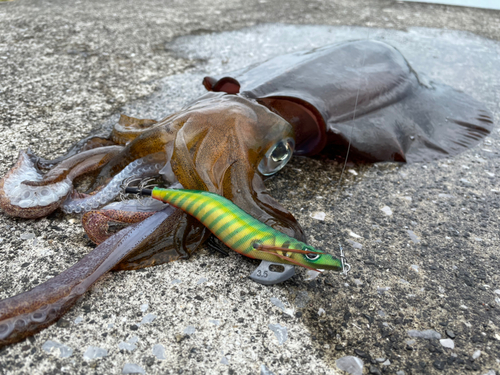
[0,146,124,218]
[61,153,165,214]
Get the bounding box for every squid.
[0,40,494,347]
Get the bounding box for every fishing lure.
[127,186,342,272]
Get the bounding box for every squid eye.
[305,253,321,261]
[258,137,295,176]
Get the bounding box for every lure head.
[255,238,343,272]
[291,244,343,272]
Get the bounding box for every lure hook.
[339,243,351,278]
[120,176,157,204]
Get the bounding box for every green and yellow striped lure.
[148,188,342,272]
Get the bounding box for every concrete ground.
[0,0,500,374]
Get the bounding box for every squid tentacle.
[0,207,174,347]
[61,153,165,214]
[0,146,124,218]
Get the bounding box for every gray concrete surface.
[0,1,500,374]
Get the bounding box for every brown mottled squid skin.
[0,40,495,347]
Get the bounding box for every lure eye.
[305,253,321,261]
[258,137,295,176]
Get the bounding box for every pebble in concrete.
[139,313,156,325]
[152,344,166,360]
[122,363,145,374]
[407,230,420,243]
[260,364,275,375]
[408,329,441,340]
[268,324,287,345]
[118,336,138,352]
[310,211,326,220]
[83,346,108,360]
[473,350,481,360]
[336,356,364,375]
[41,340,73,358]
[440,339,455,349]
[381,206,392,216]
[196,277,208,285]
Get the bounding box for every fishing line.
[330,32,370,277]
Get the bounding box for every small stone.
[396,371,406,375]
[270,297,285,311]
[294,291,310,308]
[411,265,419,272]
[74,316,83,324]
[380,206,392,216]
[440,339,454,349]
[382,359,391,366]
[209,319,220,326]
[335,344,345,351]
[41,340,73,358]
[57,318,70,328]
[171,279,182,284]
[349,231,361,238]
[432,360,445,371]
[318,308,326,316]
[472,350,481,360]
[310,211,326,221]
[140,313,156,325]
[369,365,382,375]
[122,363,145,374]
[354,279,363,286]
[118,336,138,352]
[183,326,196,335]
[348,169,358,176]
[377,310,386,317]
[347,239,363,249]
[407,230,420,243]
[268,323,287,345]
[494,289,500,295]
[152,344,166,360]
[354,349,368,358]
[377,287,390,294]
[305,269,322,281]
[408,329,441,340]
[140,303,148,312]
[336,356,364,375]
[260,364,275,375]
[375,358,385,363]
[446,330,456,339]
[83,346,107,360]
[196,277,208,285]
[20,232,35,240]
[175,334,187,343]
[220,356,229,365]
